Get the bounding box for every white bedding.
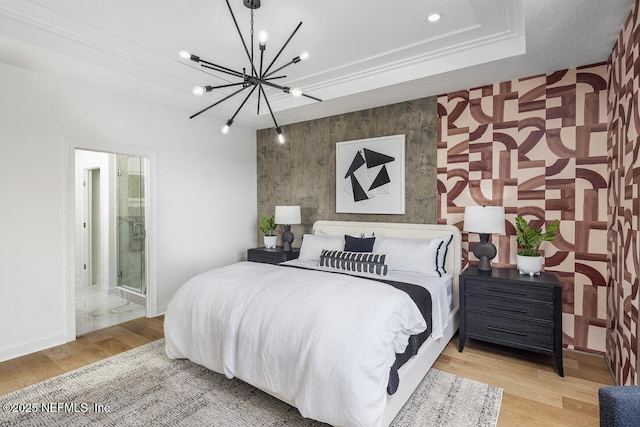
[284,259,452,339]
[164,261,451,427]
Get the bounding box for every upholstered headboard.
[312,220,462,301]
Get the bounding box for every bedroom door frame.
[65,139,157,342]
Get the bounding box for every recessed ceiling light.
[427,13,442,23]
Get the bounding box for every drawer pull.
[486,303,527,314]
[487,326,527,336]
[487,287,527,296]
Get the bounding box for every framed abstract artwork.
[335,134,405,214]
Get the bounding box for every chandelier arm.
[259,44,265,79]
[200,62,244,78]
[189,86,249,119]
[208,81,247,90]
[259,77,322,102]
[264,75,287,81]
[301,93,323,102]
[258,76,322,101]
[224,0,259,77]
[229,85,258,123]
[256,88,262,115]
[180,61,244,88]
[263,59,296,79]
[262,21,303,77]
[248,77,287,93]
[259,85,280,131]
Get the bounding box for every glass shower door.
[116,155,146,294]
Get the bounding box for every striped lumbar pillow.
[317,250,388,276]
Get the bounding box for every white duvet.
[164,261,438,427]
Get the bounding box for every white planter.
[517,254,543,276]
[263,235,277,249]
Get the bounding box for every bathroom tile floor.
[75,285,145,335]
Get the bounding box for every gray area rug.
[0,340,502,426]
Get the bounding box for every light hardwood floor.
[0,316,613,426]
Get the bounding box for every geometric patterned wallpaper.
[607,0,640,386]
[436,63,610,357]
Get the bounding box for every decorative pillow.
[373,236,442,275]
[344,235,376,252]
[435,234,454,276]
[317,250,388,276]
[298,234,344,261]
[348,232,375,238]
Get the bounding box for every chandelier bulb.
[299,51,310,61]
[222,119,233,135]
[258,31,269,45]
[276,128,285,144]
[291,88,303,97]
[192,86,206,96]
[178,50,191,60]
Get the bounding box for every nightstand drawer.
[248,251,283,264]
[465,311,555,352]
[465,294,554,321]
[464,278,554,302]
[247,247,299,265]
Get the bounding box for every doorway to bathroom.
[75,149,147,335]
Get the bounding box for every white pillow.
[298,234,344,261]
[373,236,441,275]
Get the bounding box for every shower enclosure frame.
[115,154,147,297]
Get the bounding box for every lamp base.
[282,224,294,252]
[473,233,497,271]
[476,256,492,271]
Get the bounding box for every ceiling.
[0,0,634,130]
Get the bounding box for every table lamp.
[275,206,301,252]
[463,206,505,271]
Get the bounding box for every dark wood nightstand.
[458,266,564,376]
[247,247,300,265]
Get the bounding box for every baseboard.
[604,354,618,385]
[155,304,168,316]
[0,331,67,363]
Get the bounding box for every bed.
[164,220,462,427]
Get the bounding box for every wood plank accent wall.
[256,97,438,245]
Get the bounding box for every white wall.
[75,150,111,292]
[0,61,257,361]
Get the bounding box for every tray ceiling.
[0,0,633,129]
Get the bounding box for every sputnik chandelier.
[179,0,322,143]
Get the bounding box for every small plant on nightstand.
[515,216,559,275]
[260,215,278,248]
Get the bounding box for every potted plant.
[515,216,559,275]
[260,215,278,248]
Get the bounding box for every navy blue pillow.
[344,235,375,252]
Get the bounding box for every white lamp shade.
[463,206,505,234]
[275,206,301,225]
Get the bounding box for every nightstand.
[458,266,564,376]
[247,247,300,265]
